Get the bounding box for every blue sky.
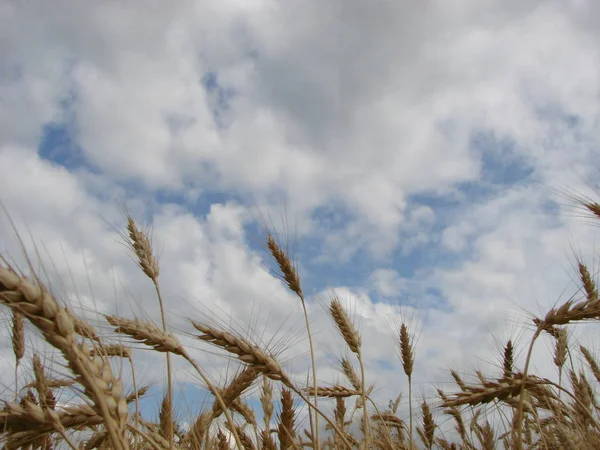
[34,116,541,308]
[2,0,600,437]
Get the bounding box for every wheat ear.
[11,310,24,400]
[503,340,514,379]
[266,233,319,450]
[305,386,361,398]
[399,323,415,448]
[329,296,370,447]
[516,277,600,448]
[91,344,140,434]
[213,367,259,418]
[192,320,354,449]
[0,265,129,450]
[417,400,435,450]
[4,401,101,450]
[260,376,277,450]
[442,373,552,408]
[278,388,297,450]
[580,346,600,383]
[106,314,244,450]
[185,366,259,446]
[124,215,174,450]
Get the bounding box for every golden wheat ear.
[266,233,303,300]
[105,315,183,355]
[503,340,514,378]
[416,400,435,450]
[191,321,292,386]
[329,295,373,448]
[265,232,321,449]
[122,214,174,450]
[124,215,159,282]
[580,346,600,383]
[441,373,552,408]
[159,392,175,442]
[277,388,297,450]
[0,265,129,450]
[329,297,361,355]
[11,309,25,400]
[305,385,361,398]
[11,310,25,364]
[581,200,600,221]
[339,357,361,391]
[398,321,415,449]
[212,367,259,419]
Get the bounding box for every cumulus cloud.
[2,0,600,437]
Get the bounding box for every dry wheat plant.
[2,195,600,450]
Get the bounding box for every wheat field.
[1,197,600,450]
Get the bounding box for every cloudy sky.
[2,0,600,436]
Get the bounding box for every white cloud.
[370,269,407,298]
[3,0,600,441]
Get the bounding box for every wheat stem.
[514,325,542,450]
[152,281,174,450]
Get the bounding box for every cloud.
[2,0,600,438]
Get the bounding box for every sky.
[2,0,600,439]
